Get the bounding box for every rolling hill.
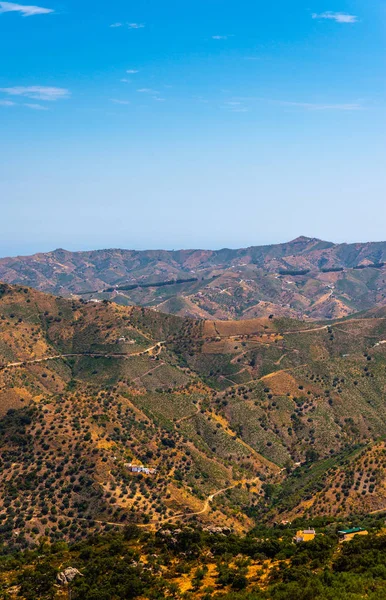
[1,237,386,321]
[1,282,386,550]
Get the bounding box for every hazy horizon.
[3,233,386,260]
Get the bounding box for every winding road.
[158,476,262,524]
[0,342,166,370]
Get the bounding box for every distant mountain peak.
[289,236,319,244]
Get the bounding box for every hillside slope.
[0,283,386,548]
[1,237,386,320]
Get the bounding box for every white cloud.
[282,101,362,111]
[137,88,159,94]
[136,89,165,101]
[0,2,53,16]
[212,35,228,40]
[0,98,52,109]
[24,102,48,110]
[126,69,139,74]
[111,22,145,29]
[312,12,358,23]
[0,86,70,101]
[111,99,130,105]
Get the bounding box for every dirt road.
[0,341,166,370]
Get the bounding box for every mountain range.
[1,237,386,321]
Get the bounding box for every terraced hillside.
[1,237,386,320]
[0,283,386,549]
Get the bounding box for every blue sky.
[0,1,385,256]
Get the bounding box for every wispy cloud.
[24,102,48,110]
[110,22,145,29]
[312,12,358,23]
[137,88,159,94]
[126,69,139,74]
[212,35,230,40]
[222,101,249,113]
[136,88,165,102]
[0,86,70,101]
[111,99,130,105]
[0,99,50,110]
[0,2,53,16]
[230,96,363,112]
[281,101,362,111]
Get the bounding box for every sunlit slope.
[1,283,386,548]
[1,237,386,320]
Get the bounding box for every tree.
[18,562,57,599]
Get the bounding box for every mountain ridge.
[1,237,386,321]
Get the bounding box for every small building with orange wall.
[295,529,316,542]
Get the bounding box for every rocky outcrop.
[57,567,83,585]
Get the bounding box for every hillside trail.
[224,363,309,392]
[156,475,262,525]
[369,506,386,515]
[225,325,329,339]
[281,325,328,334]
[1,342,166,370]
[281,317,386,335]
[132,361,165,384]
[259,364,308,382]
[175,402,202,424]
[275,353,287,365]
[229,341,285,364]
[334,326,386,339]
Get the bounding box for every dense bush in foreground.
[0,522,386,599]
